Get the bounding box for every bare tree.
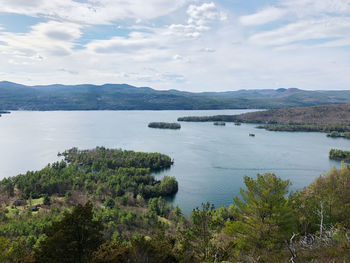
[286,233,298,263]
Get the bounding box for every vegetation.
[148,122,181,130]
[179,103,350,135]
[1,147,350,262]
[327,131,350,139]
[213,122,225,126]
[329,149,350,161]
[3,81,350,110]
[256,124,350,132]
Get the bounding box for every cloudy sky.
[0,0,349,91]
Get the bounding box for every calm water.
[1,110,349,214]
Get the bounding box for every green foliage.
[224,173,296,259]
[43,195,50,205]
[291,163,350,232]
[148,197,170,217]
[329,149,350,161]
[190,202,217,260]
[158,176,178,196]
[2,146,350,262]
[90,241,135,263]
[61,147,173,171]
[213,121,226,126]
[0,147,177,202]
[148,122,181,129]
[259,124,350,133]
[34,202,104,263]
[91,234,179,263]
[104,198,115,209]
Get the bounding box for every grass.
[4,198,44,216]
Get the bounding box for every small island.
[213,121,225,126]
[327,131,350,139]
[148,122,181,130]
[329,148,350,162]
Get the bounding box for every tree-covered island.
[329,149,350,162]
[1,146,350,262]
[213,122,225,126]
[148,122,181,130]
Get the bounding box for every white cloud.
[0,21,82,58]
[0,0,189,25]
[168,2,221,38]
[187,2,219,27]
[240,7,286,26]
[87,32,159,54]
[0,0,349,92]
[250,17,350,46]
[282,0,350,16]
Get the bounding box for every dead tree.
[285,233,298,263]
[316,201,325,238]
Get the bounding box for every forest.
[178,103,350,134]
[3,81,350,110]
[0,147,350,262]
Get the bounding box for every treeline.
[178,115,240,122]
[178,104,350,134]
[1,150,350,262]
[2,147,176,200]
[148,122,181,130]
[256,124,350,132]
[60,147,173,171]
[329,149,350,161]
[327,131,350,139]
[213,122,225,126]
[4,81,350,111]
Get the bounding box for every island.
[326,131,350,139]
[213,121,225,126]
[148,122,181,129]
[329,148,350,161]
[1,146,350,262]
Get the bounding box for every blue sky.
[0,0,349,91]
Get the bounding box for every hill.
[1,81,350,110]
[1,147,350,262]
[178,103,350,133]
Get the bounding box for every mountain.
[1,81,350,110]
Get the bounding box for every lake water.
[1,110,349,214]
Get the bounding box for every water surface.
[1,110,349,214]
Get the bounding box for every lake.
[1,110,349,214]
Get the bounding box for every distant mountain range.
[1,81,350,110]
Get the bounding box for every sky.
[0,0,349,92]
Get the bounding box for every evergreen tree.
[34,202,104,263]
[224,173,296,258]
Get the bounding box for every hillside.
[1,147,350,262]
[178,103,350,133]
[1,81,350,110]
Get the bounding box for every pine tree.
[224,173,296,258]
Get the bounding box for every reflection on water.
[1,110,349,214]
